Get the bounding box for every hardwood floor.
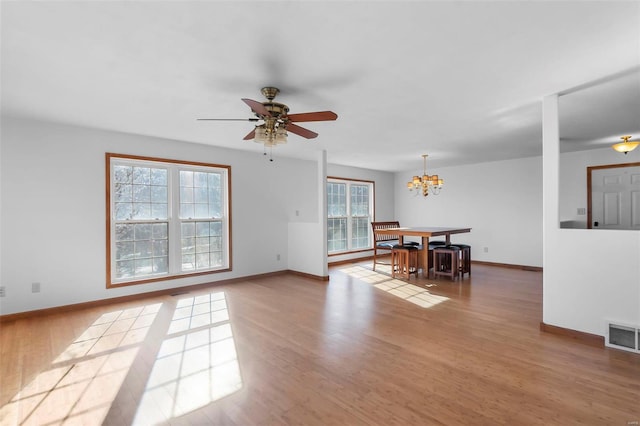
[1,261,638,425]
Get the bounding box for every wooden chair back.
[371,221,402,270]
[371,221,401,243]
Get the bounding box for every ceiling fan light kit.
[407,154,444,197]
[198,86,337,160]
[612,135,639,154]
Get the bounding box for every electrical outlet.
[277,254,281,261]
[483,247,489,253]
[32,282,41,293]
[577,207,586,215]
[0,286,5,297]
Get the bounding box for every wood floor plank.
[1,262,639,425]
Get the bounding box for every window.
[327,177,374,254]
[107,154,231,287]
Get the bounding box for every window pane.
[182,254,195,271]
[327,218,347,253]
[327,183,346,217]
[134,224,152,240]
[181,220,222,272]
[194,203,209,218]
[116,260,134,279]
[135,258,152,275]
[114,165,132,183]
[194,172,208,187]
[180,170,224,220]
[133,185,150,202]
[115,203,133,220]
[180,170,193,186]
[150,186,167,203]
[115,241,134,261]
[153,257,168,274]
[114,222,167,280]
[351,217,370,249]
[210,221,222,236]
[114,165,168,223]
[182,222,195,237]
[153,240,168,256]
[180,203,194,219]
[132,203,151,220]
[196,253,210,269]
[209,187,222,217]
[150,168,167,185]
[351,184,370,216]
[151,203,168,219]
[210,236,222,250]
[180,186,194,203]
[135,240,152,258]
[194,187,208,203]
[133,167,151,184]
[210,251,223,268]
[196,237,210,254]
[196,222,210,237]
[114,184,132,202]
[182,237,195,254]
[115,224,134,241]
[152,223,167,239]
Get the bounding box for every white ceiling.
[2,1,639,172]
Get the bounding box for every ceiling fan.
[197,87,338,147]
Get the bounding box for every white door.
[591,165,640,229]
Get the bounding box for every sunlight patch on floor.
[0,303,162,426]
[132,291,242,425]
[340,265,449,308]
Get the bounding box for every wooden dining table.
[374,226,472,275]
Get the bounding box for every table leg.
[421,236,430,277]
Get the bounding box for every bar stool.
[433,246,460,280]
[452,244,471,277]
[391,245,419,279]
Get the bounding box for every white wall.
[0,117,320,315]
[544,95,640,336]
[287,150,328,277]
[395,156,543,268]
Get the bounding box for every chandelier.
[407,154,444,197]
[612,135,639,155]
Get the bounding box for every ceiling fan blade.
[287,123,318,139]
[286,111,338,122]
[243,129,256,140]
[242,98,272,117]
[197,118,260,122]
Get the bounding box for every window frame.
[106,153,232,288]
[326,176,375,256]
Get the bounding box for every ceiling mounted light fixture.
[254,120,288,147]
[407,154,444,197]
[612,135,639,154]
[197,86,337,162]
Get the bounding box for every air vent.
[606,321,640,353]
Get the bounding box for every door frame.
[587,161,640,229]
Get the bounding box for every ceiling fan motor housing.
[262,102,289,119]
